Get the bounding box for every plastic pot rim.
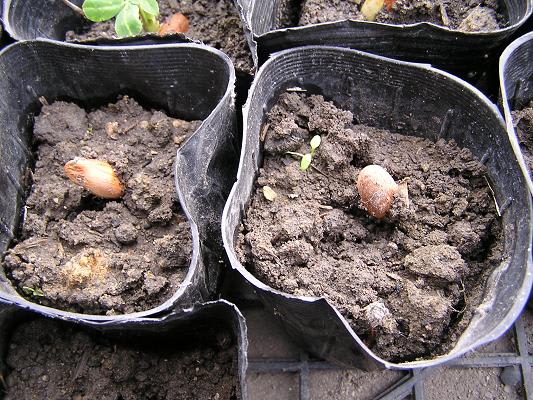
[0,39,236,324]
[222,44,533,369]
[499,31,533,197]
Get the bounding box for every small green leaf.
[139,0,159,15]
[115,3,143,37]
[22,286,34,295]
[300,154,312,171]
[310,135,321,151]
[83,0,125,22]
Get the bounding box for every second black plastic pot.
[0,40,237,323]
[222,45,533,370]
[236,0,532,79]
[0,299,248,399]
[500,31,533,196]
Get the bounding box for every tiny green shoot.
[62,0,160,37]
[286,135,321,171]
[22,286,45,297]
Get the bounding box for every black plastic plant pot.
[500,31,533,195]
[236,0,532,77]
[1,0,168,41]
[0,40,237,323]
[221,46,533,370]
[500,32,533,308]
[1,0,255,77]
[0,299,248,399]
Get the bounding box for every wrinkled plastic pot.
[500,32,533,308]
[500,32,533,195]
[1,0,254,77]
[222,46,533,370]
[236,0,532,76]
[0,40,238,323]
[0,299,248,399]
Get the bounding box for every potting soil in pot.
[236,92,503,362]
[285,0,507,31]
[512,101,533,173]
[4,318,239,399]
[65,0,254,74]
[2,96,198,315]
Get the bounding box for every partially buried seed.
[357,164,398,219]
[158,13,190,35]
[64,158,124,199]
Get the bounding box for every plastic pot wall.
[222,46,533,370]
[0,299,248,399]
[236,0,532,76]
[500,32,533,196]
[500,32,533,308]
[0,40,237,323]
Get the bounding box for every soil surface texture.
[512,102,533,174]
[3,96,199,315]
[66,0,254,74]
[237,92,502,362]
[4,318,239,400]
[292,0,506,31]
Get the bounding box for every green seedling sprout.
[62,0,160,37]
[286,135,321,171]
[22,286,45,297]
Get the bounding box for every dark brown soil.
[2,96,200,315]
[237,92,503,362]
[4,318,239,400]
[292,0,506,31]
[65,0,253,74]
[512,102,533,174]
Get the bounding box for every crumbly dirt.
[2,96,200,315]
[512,102,533,174]
[4,318,239,400]
[65,0,254,74]
[295,0,506,31]
[237,92,503,362]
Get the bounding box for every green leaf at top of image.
[115,2,143,37]
[83,0,126,22]
[139,0,159,15]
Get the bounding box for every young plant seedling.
[361,0,397,21]
[22,286,45,297]
[62,0,160,37]
[286,135,322,171]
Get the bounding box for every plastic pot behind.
[222,46,533,370]
[0,299,248,399]
[500,32,533,195]
[1,0,255,76]
[500,32,533,308]
[0,40,237,323]
[236,0,532,77]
